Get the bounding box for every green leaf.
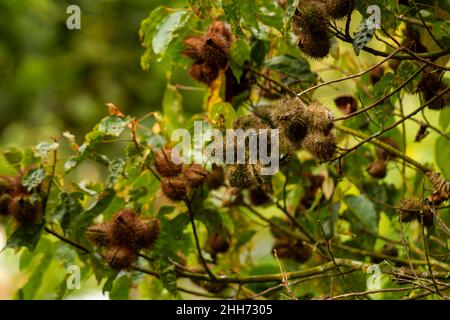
[98,116,130,137]
[3,148,23,166]
[344,195,378,234]
[210,101,237,129]
[107,158,125,187]
[21,168,45,191]
[396,61,420,94]
[158,258,178,297]
[102,271,119,294]
[73,188,116,237]
[353,19,375,56]
[195,207,223,235]
[264,55,317,83]
[53,192,84,233]
[5,222,44,252]
[152,11,190,55]
[17,250,52,299]
[439,107,450,131]
[435,136,450,179]
[36,141,59,158]
[162,84,184,137]
[109,275,132,300]
[237,0,259,32]
[188,0,212,18]
[230,39,251,80]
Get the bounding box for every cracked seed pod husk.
[233,115,268,131]
[109,209,139,248]
[206,164,225,190]
[249,185,271,206]
[252,105,274,125]
[366,160,387,179]
[302,130,337,161]
[293,1,329,35]
[227,164,255,189]
[184,164,209,187]
[0,194,12,216]
[87,223,111,247]
[135,218,160,249]
[106,246,136,270]
[154,146,183,177]
[188,62,219,85]
[326,0,354,19]
[209,232,230,254]
[161,176,188,201]
[306,101,335,134]
[8,195,41,224]
[297,30,331,59]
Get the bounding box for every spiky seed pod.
[293,1,329,35]
[233,115,268,131]
[302,131,337,161]
[375,137,400,161]
[135,218,160,249]
[205,21,232,56]
[0,177,13,194]
[418,69,449,111]
[161,176,188,201]
[0,194,12,216]
[183,36,204,60]
[207,164,225,190]
[109,209,139,248]
[189,62,219,85]
[154,147,183,177]
[306,102,335,134]
[297,28,331,59]
[209,232,230,254]
[325,0,354,19]
[366,160,387,179]
[86,223,111,247]
[9,195,40,224]
[106,246,136,270]
[184,164,209,187]
[397,198,432,224]
[227,164,255,189]
[252,106,273,125]
[426,172,450,205]
[270,98,309,145]
[249,185,271,206]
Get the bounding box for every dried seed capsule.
[109,209,139,248]
[366,160,387,179]
[207,164,225,190]
[184,164,209,187]
[397,198,432,224]
[86,223,111,247]
[227,165,255,189]
[302,130,337,161]
[375,137,400,161]
[161,176,188,201]
[249,185,271,206]
[9,195,41,224]
[297,30,331,59]
[135,218,161,249]
[306,102,335,134]
[293,1,329,35]
[154,147,183,177]
[326,0,354,20]
[208,232,230,254]
[271,98,309,145]
[106,246,136,270]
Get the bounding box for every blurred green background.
[0,0,203,149]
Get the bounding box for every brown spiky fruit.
[366,160,387,179]
[297,30,331,59]
[0,194,12,216]
[227,165,255,189]
[418,69,449,111]
[184,164,209,187]
[161,176,188,201]
[306,102,335,134]
[207,164,225,190]
[189,63,219,85]
[135,218,160,249]
[106,246,136,270]
[293,1,329,35]
[249,185,271,206]
[8,195,41,224]
[109,209,139,248]
[271,98,309,145]
[154,147,182,177]
[325,0,354,20]
[302,131,337,161]
[86,223,111,247]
